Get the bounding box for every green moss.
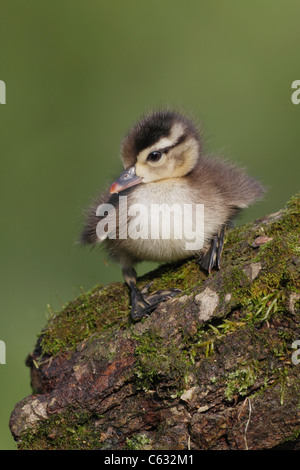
[223,221,254,265]
[220,266,250,304]
[243,291,286,325]
[18,409,104,450]
[255,233,298,291]
[38,261,204,359]
[124,433,152,450]
[217,197,299,333]
[138,258,205,295]
[40,283,130,357]
[189,316,246,361]
[133,330,191,391]
[224,366,257,402]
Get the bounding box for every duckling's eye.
[147,151,162,163]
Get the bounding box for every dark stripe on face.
[159,133,187,154]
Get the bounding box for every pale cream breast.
[108,179,227,262]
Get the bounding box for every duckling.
[81,110,264,321]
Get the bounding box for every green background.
[0,1,299,449]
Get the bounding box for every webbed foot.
[130,284,181,321]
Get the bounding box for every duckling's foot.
[198,225,226,274]
[130,285,181,321]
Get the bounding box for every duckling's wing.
[192,156,265,209]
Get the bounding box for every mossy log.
[10,195,300,450]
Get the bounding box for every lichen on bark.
[9,194,300,450]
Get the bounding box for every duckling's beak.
[109,166,143,194]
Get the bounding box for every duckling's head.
[110,110,201,194]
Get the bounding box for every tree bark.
[9,194,300,450]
